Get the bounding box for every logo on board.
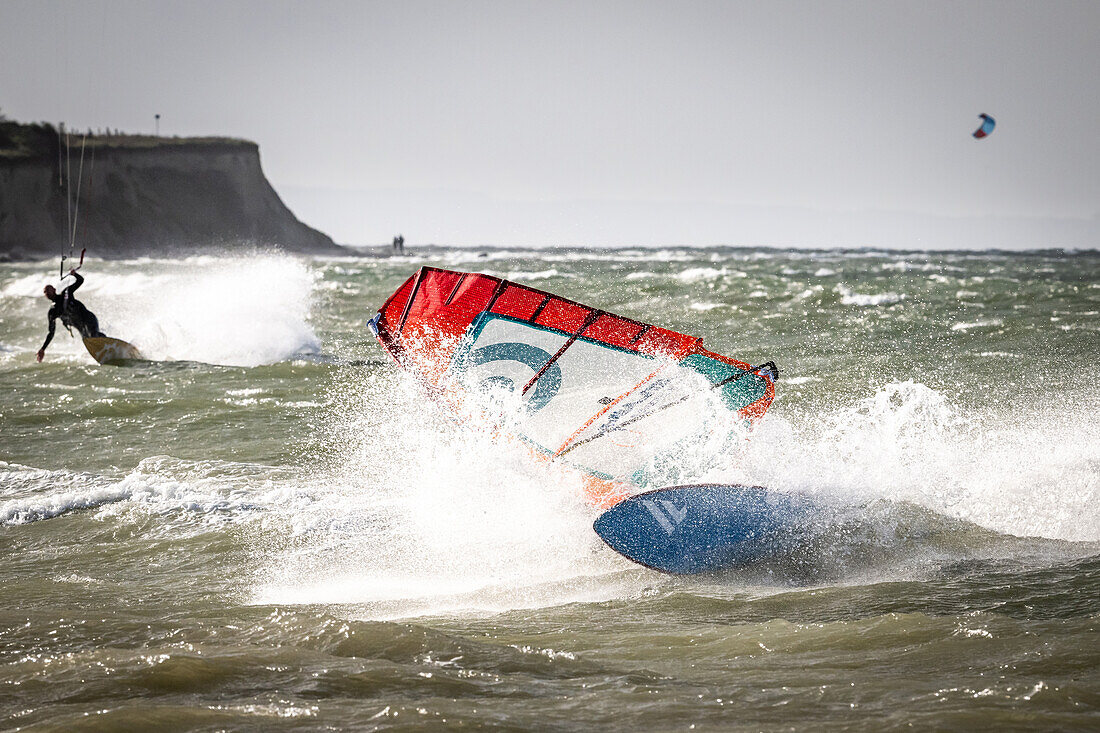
[641,498,688,535]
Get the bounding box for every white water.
[251,369,638,617]
[5,368,1096,615]
[249,372,1100,617]
[742,380,1100,543]
[4,252,1097,619]
[2,254,320,366]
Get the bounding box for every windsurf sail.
[369,267,778,506]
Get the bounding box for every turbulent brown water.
[1,247,1098,730]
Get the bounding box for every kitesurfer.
[36,269,105,362]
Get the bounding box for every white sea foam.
[2,254,320,366]
[677,267,727,282]
[1,273,57,298]
[108,255,318,366]
[790,286,823,302]
[951,319,1003,331]
[251,369,652,617]
[836,285,905,306]
[0,483,133,524]
[260,369,1100,618]
[0,463,127,523]
[435,248,697,266]
[506,269,570,281]
[0,457,305,530]
[738,381,1100,543]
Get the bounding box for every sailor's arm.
[37,309,58,362]
[64,269,84,295]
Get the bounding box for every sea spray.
[742,380,1100,542]
[251,365,634,617]
[1,253,321,366]
[110,254,321,366]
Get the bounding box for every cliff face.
[0,129,345,259]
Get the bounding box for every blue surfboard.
[593,484,820,574]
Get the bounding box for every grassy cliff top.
[0,120,254,160]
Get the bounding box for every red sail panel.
[374,266,773,421]
[376,267,702,360]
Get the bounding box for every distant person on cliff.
[36,269,105,362]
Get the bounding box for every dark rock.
[0,122,347,259]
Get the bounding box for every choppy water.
[1,246,1098,730]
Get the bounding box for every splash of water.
[741,380,1100,542]
[6,254,321,366]
[252,369,641,616]
[253,363,1099,615]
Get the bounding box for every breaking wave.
[1,254,320,366]
[740,380,1100,543]
[250,370,1099,616]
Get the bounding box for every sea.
[1,246,1098,731]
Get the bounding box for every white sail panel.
[450,315,732,482]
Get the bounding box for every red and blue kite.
[972,113,996,139]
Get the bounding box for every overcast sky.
[2,0,1098,248]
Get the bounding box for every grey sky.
[2,0,1098,248]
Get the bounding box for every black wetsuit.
[40,272,104,352]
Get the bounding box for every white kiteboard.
[83,337,144,365]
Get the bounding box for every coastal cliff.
[0,121,346,259]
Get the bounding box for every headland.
[0,119,346,260]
